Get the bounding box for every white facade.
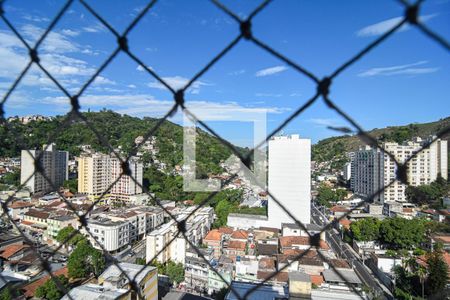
[110,157,143,200]
[20,143,68,194]
[86,217,130,253]
[267,135,311,228]
[351,137,448,203]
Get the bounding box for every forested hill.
[1,110,248,175]
[312,117,450,164]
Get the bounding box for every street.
[311,203,393,300]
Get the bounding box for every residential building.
[146,206,213,265]
[86,216,130,253]
[61,284,130,300]
[184,247,214,293]
[44,215,79,243]
[5,201,34,220]
[208,255,233,295]
[20,143,68,193]
[77,153,111,198]
[98,262,158,300]
[203,229,223,259]
[77,152,143,201]
[351,137,448,204]
[235,257,259,282]
[267,134,311,228]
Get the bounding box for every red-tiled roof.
[330,206,350,213]
[22,267,68,298]
[204,229,223,241]
[339,218,351,229]
[280,236,329,250]
[218,227,233,234]
[24,209,49,219]
[8,201,33,209]
[0,244,28,259]
[231,230,248,240]
[257,271,288,283]
[21,220,34,226]
[310,275,324,286]
[259,257,276,270]
[227,240,246,251]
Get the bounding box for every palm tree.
[416,264,427,299]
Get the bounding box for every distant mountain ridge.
[312,116,450,166]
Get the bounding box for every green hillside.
[312,117,450,168]
[1,110,248,177]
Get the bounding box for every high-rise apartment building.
[20,143,68,194]
[351,137,448,203]
[266,134,311,228]
[77,153,143,201]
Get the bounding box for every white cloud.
[255,65,287,77]
[356,14,437,37]
[128,84,137,88]
[61,29,80,37]
[228,69,245,76]
[255,93,282,98]
[148,76,210,94]
[136,65,153,72]
[93,76,116,85]
[22,14,50,23]
[83,23,106,33]
[358,61,438,77]
[21,24,79,53]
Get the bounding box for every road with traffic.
[311,203,393,300]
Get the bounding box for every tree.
[0,169,20,187]
[406,175,449,208]
[379,218,425,250]
[136,257,146,265]
[55,226,85,246]
[0,288,13,300]
[350,218,381,241]
[166,260,185,284]
[316,184,335,207]
[62,179,78,193]
[35,275,69,300]
[427,248,449,296]
[68,240,105,279]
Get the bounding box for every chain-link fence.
[0,0,449,299]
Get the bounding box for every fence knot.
[317,77,331,97]
[70,95,80,111]
[240,20,252,39]
[174,89,185,107]
[405,5,419,25]
[396,164,408,184]
[118,36,129,51]
[121,161,131,176]
[29,49,40,63]
[177,219,186,233]
[34,160,44,174]
[310,233,321,248]
[78,215,87,228]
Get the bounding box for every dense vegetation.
[67,239,105,279]
[393,245,449,299]
[1,110,247,176]
[35,275,70,300]
[312,117,450,173]
[405,175,449,208]
[315,183,347,207]
[148,260,185,284]
[349,217,449,250]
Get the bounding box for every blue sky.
[0,0,449,147]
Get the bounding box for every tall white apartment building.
[20,143,68,193]
[383,137,447,202]
[266,134,311,228]
[351,137,448,203]
[77,153,143,201]
[86,216,130,253]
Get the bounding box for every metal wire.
[0,0,449,299]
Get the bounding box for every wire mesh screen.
[0,0,449,299]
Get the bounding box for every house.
[6,201,34,220]
[230,230,249,242]
[22,267,68,298]
[98,262,158,300]
[235,257,259,282]
[208,255,233,295]
[203,229,223,259]
[330,206,350,218]
[224,240,246,259]
[184,248,214,293]
[256,239,278,256]
[279,236,329,252]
